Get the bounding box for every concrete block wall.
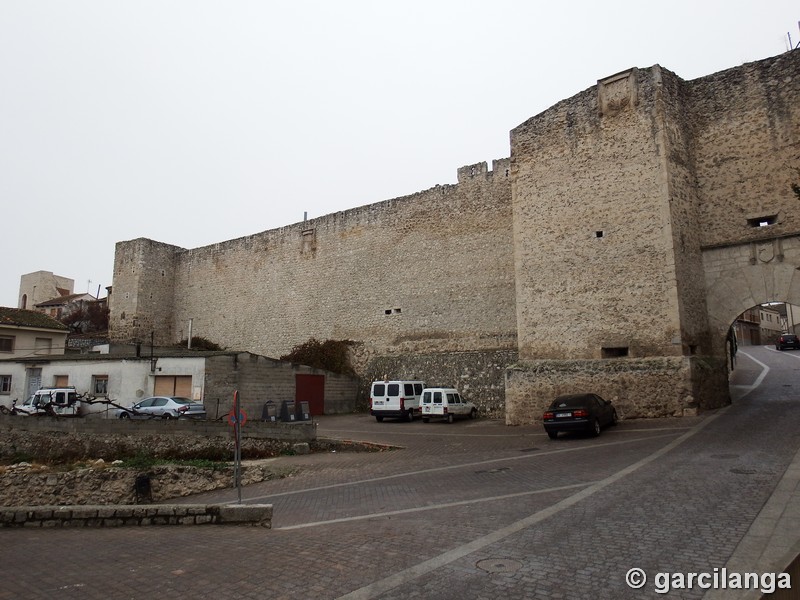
[203,353,359,418]
[1,413,316,441]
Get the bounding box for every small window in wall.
[0,336,14,353]
[595,230,605,238]
[747,215,777,228]
[92,375,109,396]
[602,347,629,358]
[54,375,69,387]
[0,375,11,394]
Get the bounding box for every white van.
[370,380,425,422]
[16,387,85,417]
[420,387,477,423]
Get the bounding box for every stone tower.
[109,238,181,345]
[506,65,727,422]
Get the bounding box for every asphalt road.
[2,345,799,599]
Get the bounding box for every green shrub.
[279,338,355,375]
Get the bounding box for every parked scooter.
[0,399,18,415]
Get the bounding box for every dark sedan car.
[542,393,618,439]
[776,333,800,351]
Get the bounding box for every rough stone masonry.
[109,51,800,424]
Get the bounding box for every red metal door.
[295,374,325,415]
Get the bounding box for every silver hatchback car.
[118,396,207,420]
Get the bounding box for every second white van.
[420,387,477,423]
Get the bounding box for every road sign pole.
[234,390,241,504]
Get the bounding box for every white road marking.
[243,432,684,503]
[275,481,596,531]
[732,349,770,401]
[336,409,726,600]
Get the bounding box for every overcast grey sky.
[0,1,796,307]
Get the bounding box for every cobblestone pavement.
[2,346,799,599]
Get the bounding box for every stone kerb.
[0,504,273,528]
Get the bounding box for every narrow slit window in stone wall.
[747,215,777,228]
[602,347,628,358]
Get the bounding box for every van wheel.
[422,417,429,423]
[375,415,384,422]
[470,408,477,419]
[447,413,455,424]
[406,410,414,422]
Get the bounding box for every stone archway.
[703,235,800,356]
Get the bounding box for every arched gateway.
[704,238,800,354]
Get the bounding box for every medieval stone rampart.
[111,159,517,415]
[110,51,800,423]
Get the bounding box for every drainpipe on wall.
[188,319,193,349]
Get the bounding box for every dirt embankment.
[0,429,389,506]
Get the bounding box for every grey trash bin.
[261,401,277,422]
[280,400,296,422]
[295,400,311,421]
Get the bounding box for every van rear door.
[371,382,387,409]
[386,382,401,411]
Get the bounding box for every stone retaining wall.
[0,461,294,506]
[0,503,272,528]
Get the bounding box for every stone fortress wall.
[111,160,518,415]
[110,51,800,423]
